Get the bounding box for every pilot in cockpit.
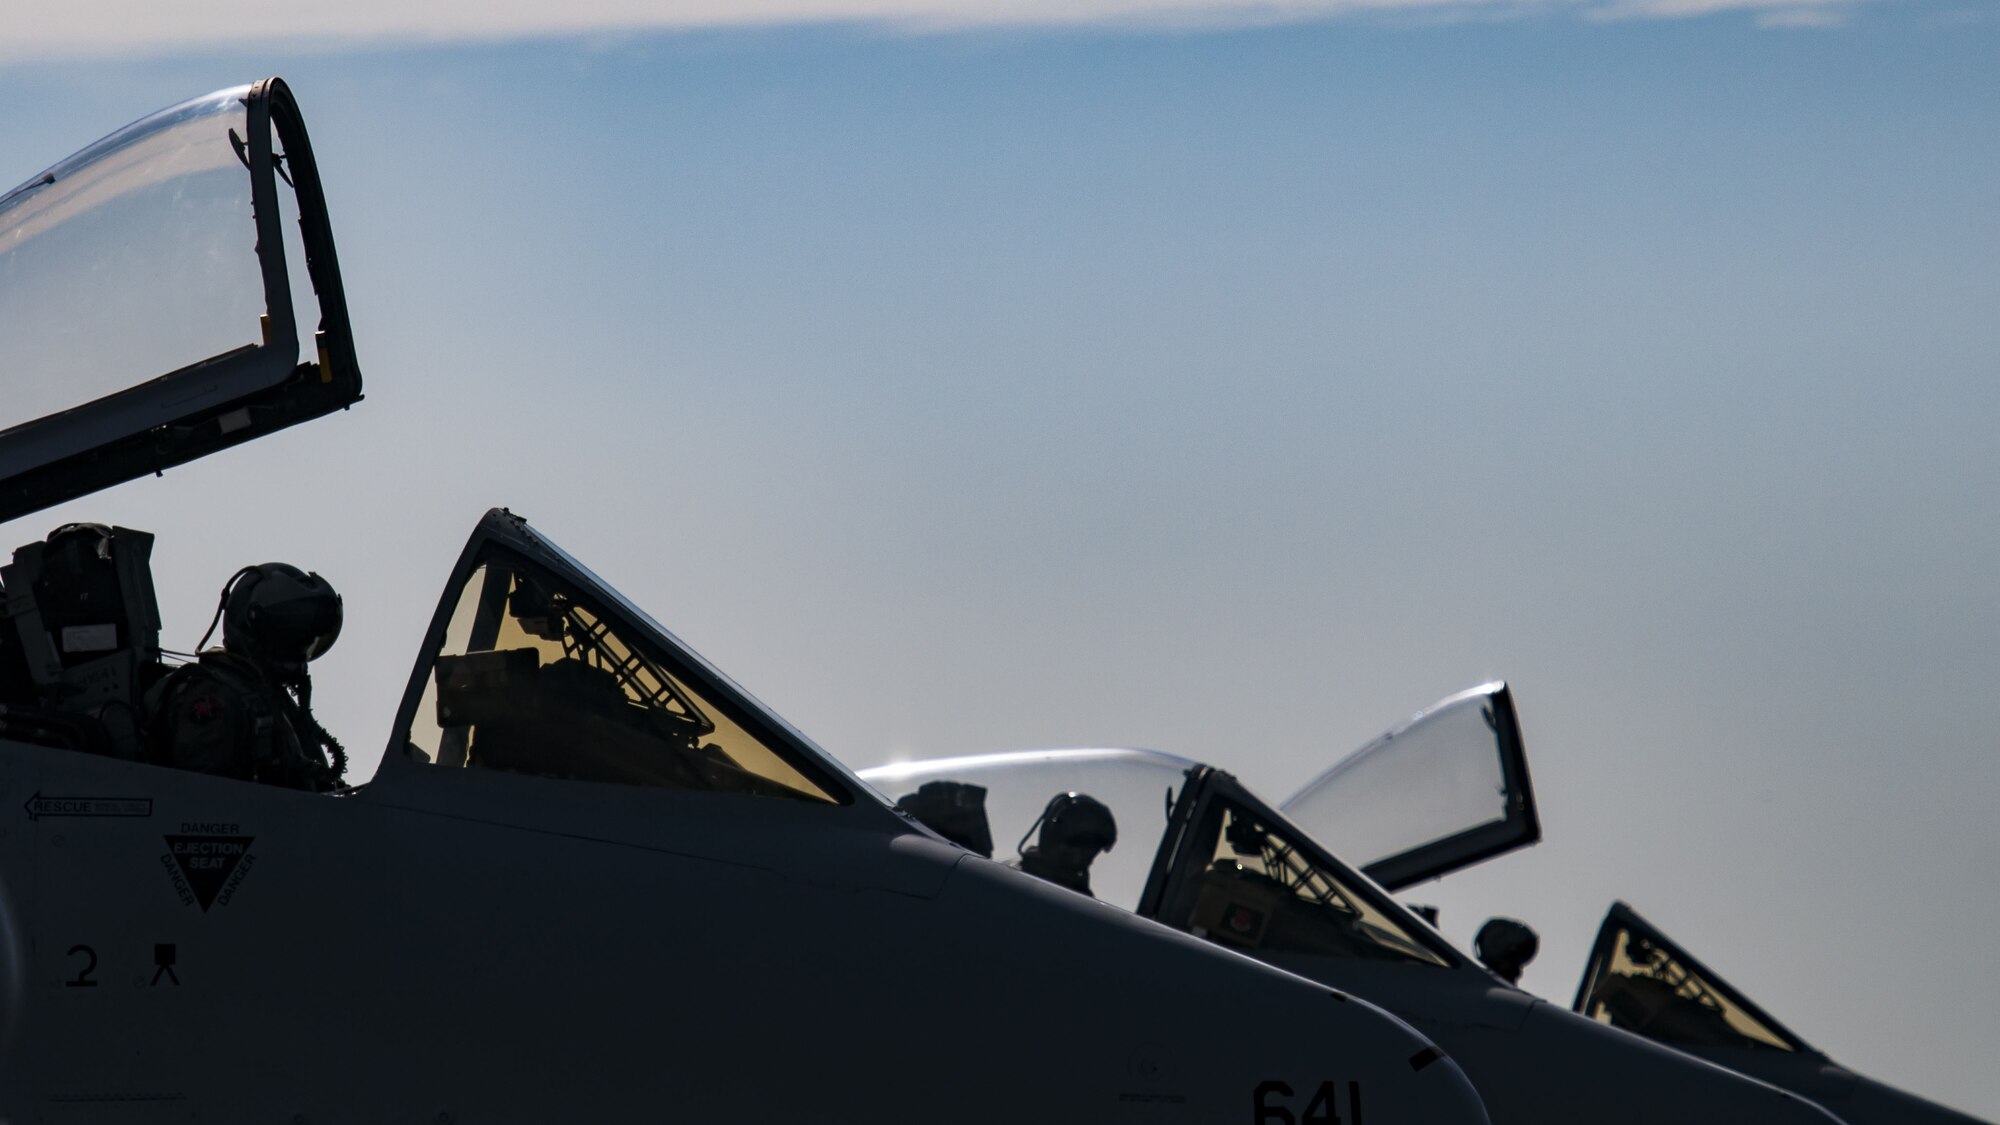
[146,562,349,791]
[1012,792,1117,898]
[0,523,347,791]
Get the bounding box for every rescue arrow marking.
[23,793,153,820]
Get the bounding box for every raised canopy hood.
[1280,682,1539,891]
[0,78,360,526]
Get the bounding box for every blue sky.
[4,0,1997,1115]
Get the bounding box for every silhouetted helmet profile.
[1016,791,1119,897]
[1474,916,1540,985]
[1038,792,1116,857]
[223,563,343,665]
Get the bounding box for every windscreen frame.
[379,508,859,807]
[1572,900,1816,1055]
[1156,770,1467,969]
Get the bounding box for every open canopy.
[1281,682,1539,891]
[0,78,360,526]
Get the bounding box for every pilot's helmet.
[1039,792,1117,857]
[224,563,343,665]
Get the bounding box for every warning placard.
[162,835,256,911]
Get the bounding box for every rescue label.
[23,793,153,820]
[161,834,256,911]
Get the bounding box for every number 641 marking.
[1255,1080,1362,1125]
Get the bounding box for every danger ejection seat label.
[161,830,256,911]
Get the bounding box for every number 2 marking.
[66,944,97,988]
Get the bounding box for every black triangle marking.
[164,835,254,911]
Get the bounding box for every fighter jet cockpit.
[1165,799,1452,966]
[1577,901,1807,1054]
[399,546,843,802]
[0,79,360,797]
[1568,902,1989,1124]
[869,746,1459,967]
[0,524,349,791]
[872,748,1197,910]
[867,685,1541,965]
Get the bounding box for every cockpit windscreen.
[1578,907,1807,1054]
[405,558,838,804]
[1169,801,1451,967]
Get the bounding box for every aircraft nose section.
[1479,1003,1848,1125]
[1203,981,1492,1125]
[1370,1035,1492,1125]
[1168,964,1496,1120]
[935,860,1489,1124]
[1836,1074,1993,1125]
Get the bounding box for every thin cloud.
[1587,0,1857,22]
[0,0,1879,63]
[1756,7,1849,26]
